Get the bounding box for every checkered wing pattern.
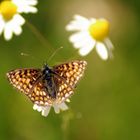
[7,60,87,106]
[53,60,87,103]
[7,68,55,106]
[7,69,40,93]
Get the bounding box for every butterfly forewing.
[53,60,87,103]
[7,69,42,97]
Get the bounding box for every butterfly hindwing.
[30,79,54,106]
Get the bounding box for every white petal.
[4,23,13,40]
[23,6,38,13]
[34,104,46,112]
[33,104,39,110]
[33,104,51,117]
[13,14,25,25]
[66,15,90,31]
[73,15,91,28]
[69,31,88,42]
[74,35,95,49]
[74,15,90,22]
[13,0,38,13]
[104,38,114,59]
[53,102,68,114]
[79,39,95,56]
[3,14,25,40]
[69,31,92,48]
[53,104,60,114]
[58,102,68,111]
[13,26,22,35]
[104,37,114,50]
[11,14,25,35]
[96,42,108,60]
[66,21,89,31]
[13,0,38,5]
[89,18,97,23]
[41,106,51,117]
[33,104,42,112]
[23,0,38,5]
[66,99,70,102]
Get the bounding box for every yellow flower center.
[89,19,109,41]
[0,1,17,21]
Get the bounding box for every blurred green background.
[0,0,140,140]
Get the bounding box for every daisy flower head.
[66,15,114,60]
[33,100,70,117]
[0,0,38,41]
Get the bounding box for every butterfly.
[6,60,87,116]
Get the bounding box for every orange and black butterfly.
[6,60,87,116]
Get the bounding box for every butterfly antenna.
[21,52,35,59]
[20,52,30,57]
[20,52,41,63]
[46,46,63,64]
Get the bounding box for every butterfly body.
[7,60,87,107]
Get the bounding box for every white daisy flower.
[33,101,69,117]
[0,0,38,41]
[66,15,114,60]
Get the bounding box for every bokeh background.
[0,0,140,140]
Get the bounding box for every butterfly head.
[42,64,53,77]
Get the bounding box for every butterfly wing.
[7,68,56,106]
[7,68,41,93]
[29,79,54,106]
[53,60,87,103]
[7,69,43,100]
